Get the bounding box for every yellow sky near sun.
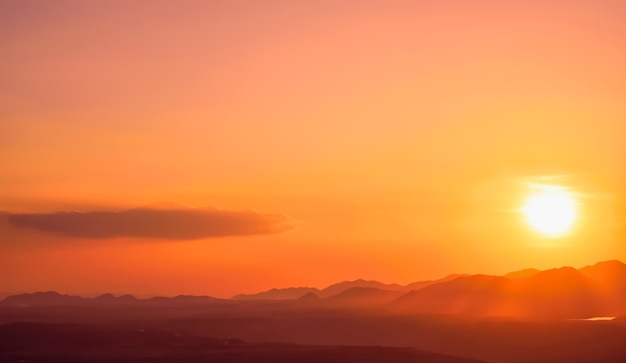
[1,0,626,297]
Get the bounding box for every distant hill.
[391,274,510,316]
[233,287,320,300]
[1,291,88,306]
[233,280,407,301]
[1,291,224,307]
[298,291,320,301]
[320,279,405,298]
[390,261,626,319]
[404,274,470,291]
[579,259,626,288]
[232,276,468,301]
[5,260,626,320]
[324,287,405,307]
[504,268,541,279]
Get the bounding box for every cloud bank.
[7,206,292,240]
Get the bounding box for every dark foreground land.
[2,302,626,363]
[0,323,485,363]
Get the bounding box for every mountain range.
[233,273,466,300]
[390,260,626,318]
[4,260,626,319]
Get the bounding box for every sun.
[521,184,577,237]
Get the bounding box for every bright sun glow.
[521,184,577,237]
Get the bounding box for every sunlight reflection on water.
[571,317,616,321]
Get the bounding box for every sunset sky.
[2,0,625,298]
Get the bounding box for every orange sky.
[2,0,626,298]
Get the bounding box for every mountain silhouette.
[149,294,223,305]
[391,274,510,316]
[320,279,405,298]
[390,262,626,319]
[325,287,405,307]
[579,260,626,288]
[233,287,320,300]
[4,261,626,363]
[504,268,541,279]
[232,280,406,300]
[5,260,626,320]
[298,291,320,301]
[2,291,87,306]
[233,277,460,301]
[1,292,223,307]
[399,274,468,292]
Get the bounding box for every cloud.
[7,205,293,240]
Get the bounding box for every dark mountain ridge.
[4,260,626,319]
[389,261,626,318]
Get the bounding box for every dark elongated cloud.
[7,206,292,240]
